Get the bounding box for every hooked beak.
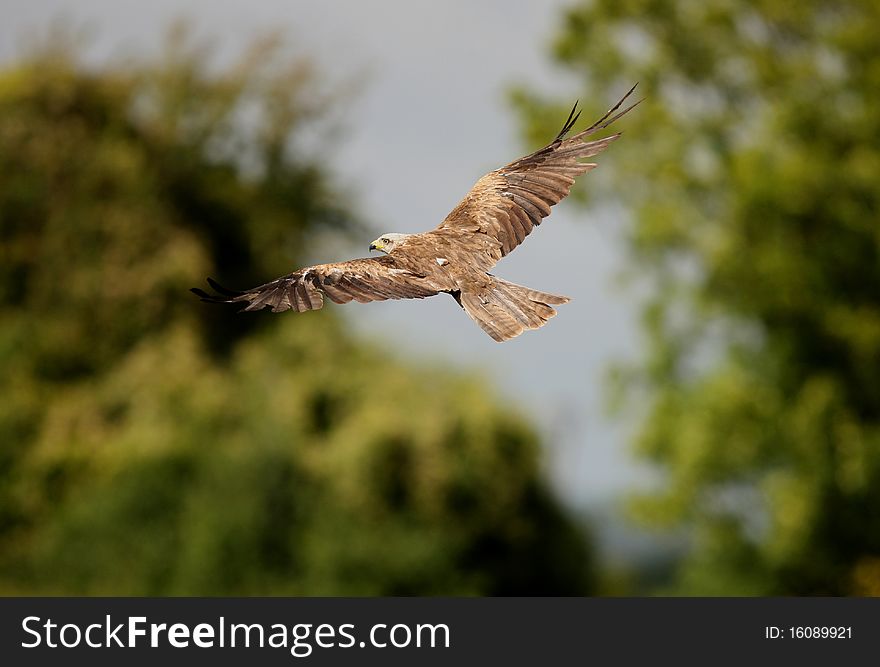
[369,243,378,252]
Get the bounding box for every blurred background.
[0,0,878,595]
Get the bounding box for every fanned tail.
[457,277,569,342]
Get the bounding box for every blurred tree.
[0,31,594,594]
[514,0,880,594]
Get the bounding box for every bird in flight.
[192,85,640,342]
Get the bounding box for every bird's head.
[369,233,409,254]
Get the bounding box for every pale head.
[369,233,410,254]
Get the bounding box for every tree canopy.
[515,0,880,594]
[0,35,593,595]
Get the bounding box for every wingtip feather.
[206,277,245,296]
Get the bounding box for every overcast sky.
[1,0,656,555]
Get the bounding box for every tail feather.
[458,277,570,342]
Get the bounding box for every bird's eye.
[382,238,389,244]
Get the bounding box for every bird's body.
[193,86,640,341]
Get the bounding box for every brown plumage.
[192,85,641,342]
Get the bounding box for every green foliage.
[515,0,880,594]
[0,37,593,595]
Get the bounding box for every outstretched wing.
[433,84,641,266]
[191,256,440,313]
